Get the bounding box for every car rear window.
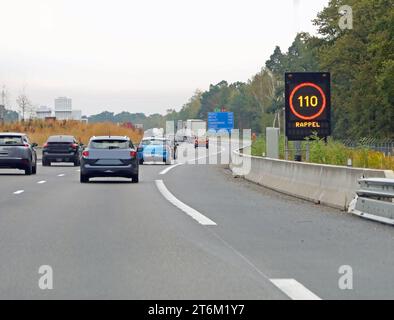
[90,139,131,149]
[47,136,74,143]
[149,140,166,145]
[0,136,23,145]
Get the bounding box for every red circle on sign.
[289,82,326,120]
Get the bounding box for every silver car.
[80,136,139,183]
[0,132,38,175]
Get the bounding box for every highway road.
[0,142,393,299]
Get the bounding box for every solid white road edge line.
[159,163,183,175]
[13,190,24,195]
[270,279,321,300]
[155,180,217,226]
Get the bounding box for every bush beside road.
[251,136,394,170]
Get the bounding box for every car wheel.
[131,174,139,183]
[80,173,89,183]
[24,163,33,175]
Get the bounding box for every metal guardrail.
[349,178,394,225]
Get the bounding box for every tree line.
[166,0,393,139]
[91,0,393,139]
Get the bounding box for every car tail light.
[24,144,29,147]
[43,143,48,148]
[130,150,137,158]
[71,143,78,149]
[82,150,89,158]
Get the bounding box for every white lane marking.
[13,190,24,195]
[37,180,46,184]
[159,163,183,175]
[270,279,321,300]
[155,180,217,226]
[57,174,65,177]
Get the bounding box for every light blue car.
[137,137,175,165]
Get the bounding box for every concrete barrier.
[230,147,394,210]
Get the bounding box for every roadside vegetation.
[251,135,394,170]
[0,120,143,146]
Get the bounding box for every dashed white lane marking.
[270,279,321,300]
[159,163,183,175]
[37,180,46,184]
[13,190,24,195]
[57,174,65,177]
[155,180,217,226]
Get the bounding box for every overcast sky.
[0,0,329,116]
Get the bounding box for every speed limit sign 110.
[285,72,331,141]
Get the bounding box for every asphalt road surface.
[0,142,393,299]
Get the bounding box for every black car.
[80,136,139,183]
[0,132,38,175]
[42,135,82,166]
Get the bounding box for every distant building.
[36,106,52,119]
[55,97,72,111]
[72,110,82,121]
[54,96,72,120]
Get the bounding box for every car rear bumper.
[43,153,79,162]
[142,154,168,161]
[0,157,30,169]
[81,164,138,177]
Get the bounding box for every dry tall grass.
[0,120,143,146]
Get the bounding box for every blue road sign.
[208,112,234,132]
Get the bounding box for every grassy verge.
[251,135,394,170]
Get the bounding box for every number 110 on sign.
[297,95,318,107]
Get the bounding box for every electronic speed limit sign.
[285,72,331,141]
